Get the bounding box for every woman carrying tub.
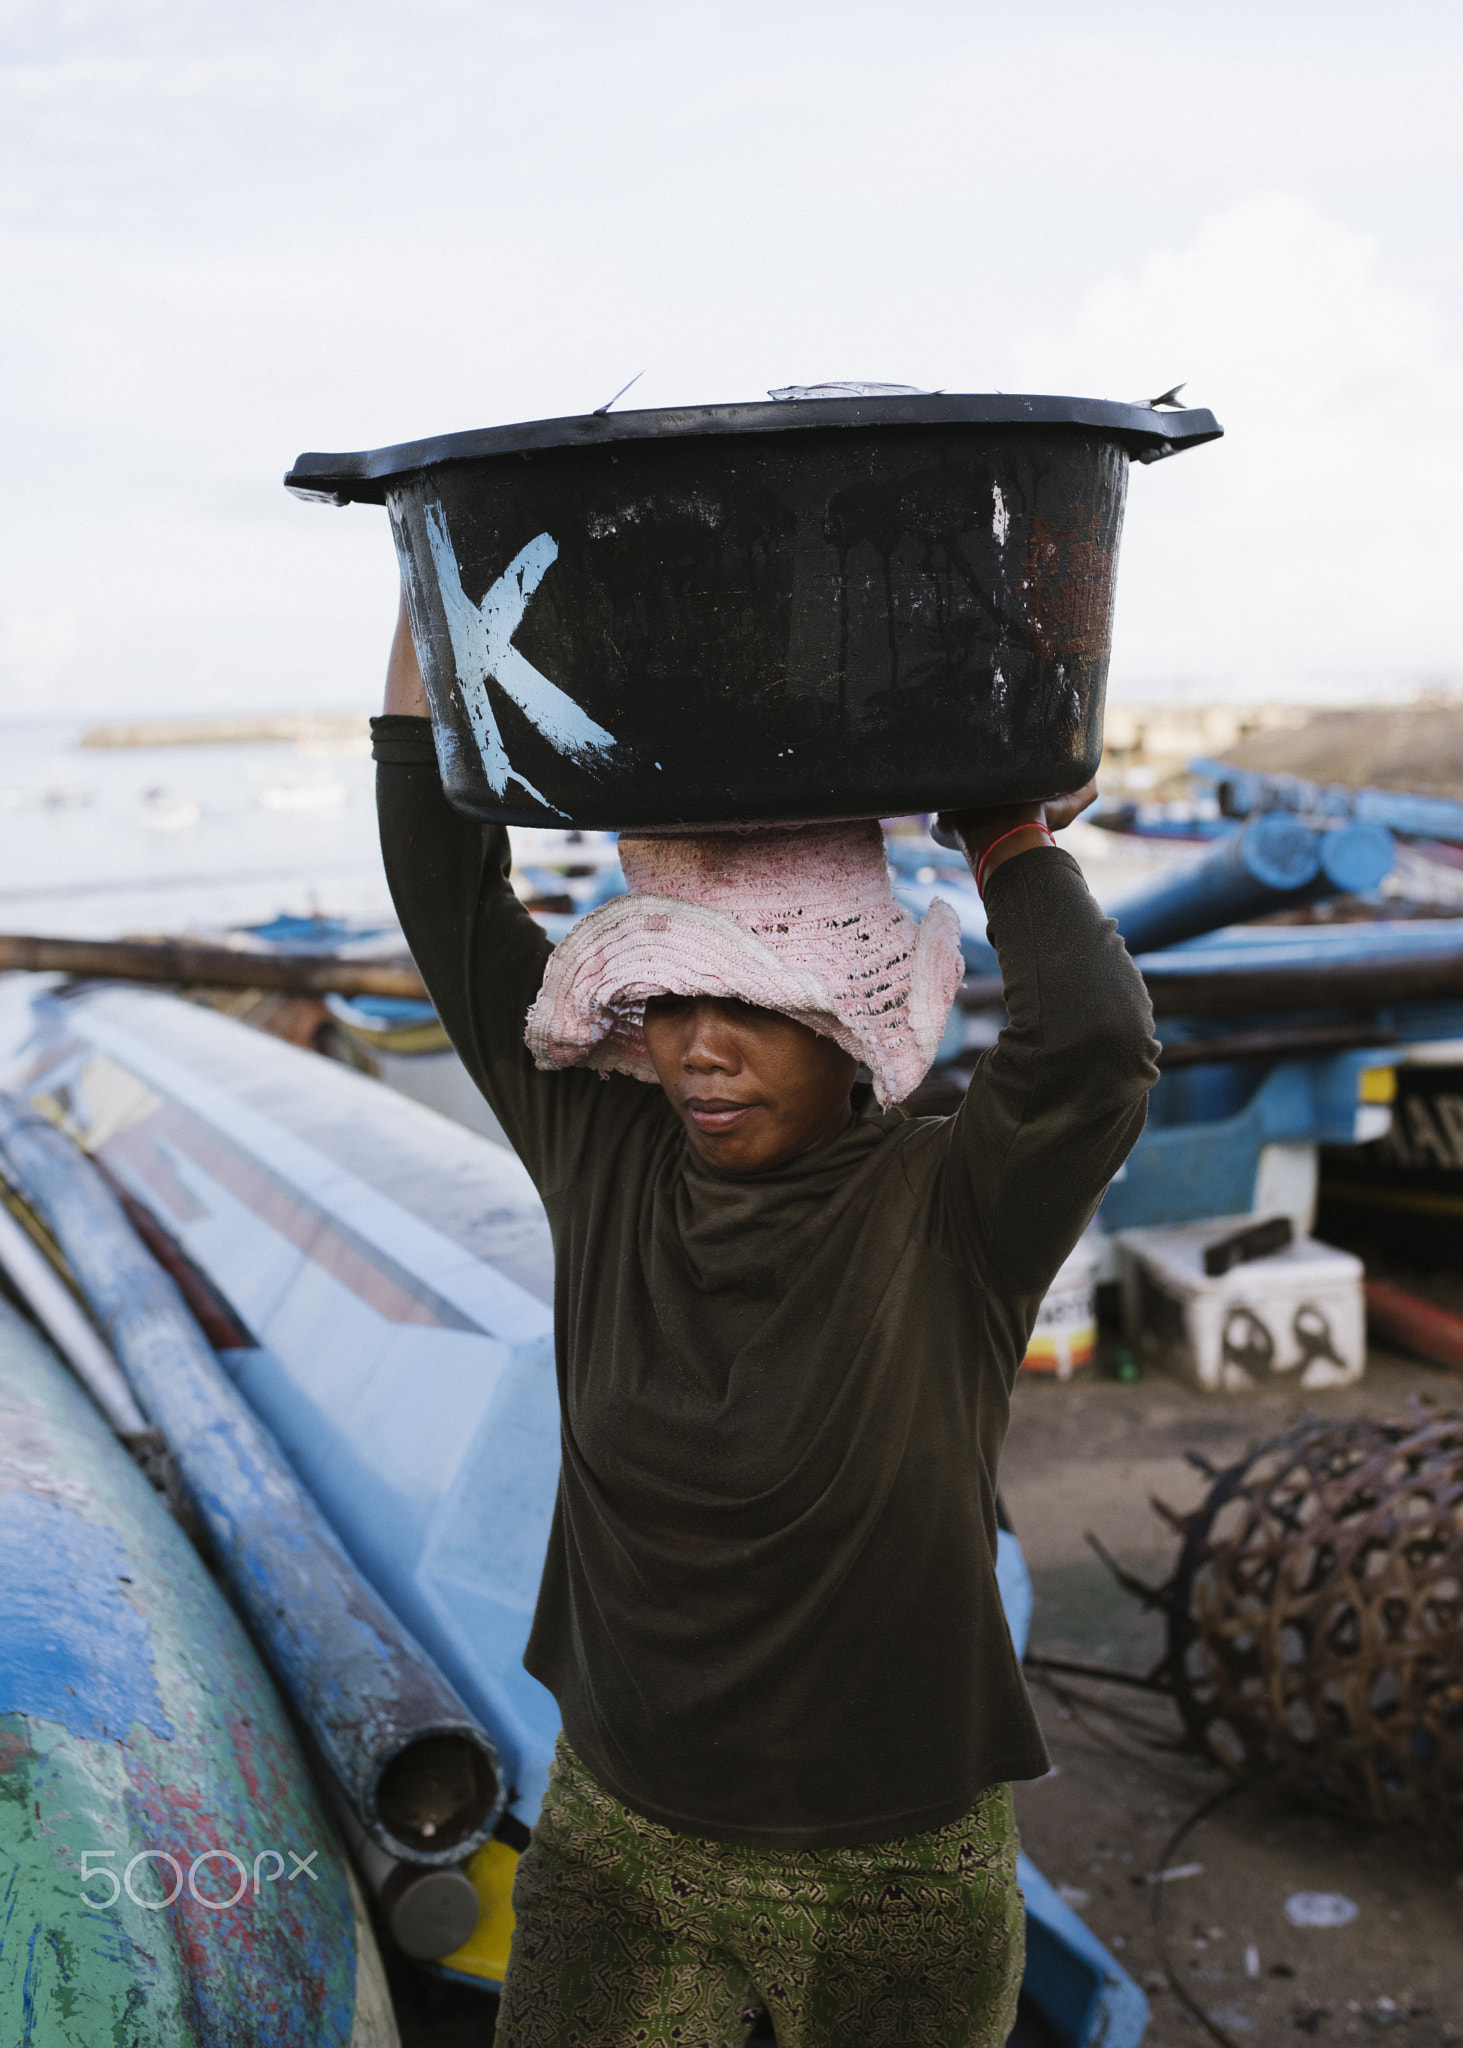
[374,594,1156,2048]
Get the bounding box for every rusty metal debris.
[1160,1405,1463,1840]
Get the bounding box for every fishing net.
[1166,1406,1463,1840]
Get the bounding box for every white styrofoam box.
[1023,1226,1103,1379]
[1252,1141,1318,1237]
[1115,1216,1365,1393]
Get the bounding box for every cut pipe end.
[370,1727,502,1864]
[1241,811,1322,892]
[380,1863,483,1960]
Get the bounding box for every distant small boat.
[1089,798,1231,842]
[1,784,94,810]
[138,785,201,831]
[258,783,349,811]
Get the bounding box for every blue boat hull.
[0,1294,398,2046]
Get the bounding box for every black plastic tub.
[287,394,1221,830]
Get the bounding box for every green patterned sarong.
[496,1739,1024,2048]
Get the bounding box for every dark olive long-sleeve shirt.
[374,715,1157,1847]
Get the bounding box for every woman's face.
[641,995,858,1173]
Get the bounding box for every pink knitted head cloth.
[523,820,965,1108]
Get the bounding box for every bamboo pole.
[959,948,1463,1019]
[0,933,428,1001]
[1155,1022,1397,1068]
[1142,948,1463,1017]
[15,928,1463,1024]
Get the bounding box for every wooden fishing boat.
[0,1292,397,2045]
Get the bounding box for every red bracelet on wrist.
[974,822,1055,897]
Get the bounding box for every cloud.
[0,607,78,717]
[3,9,1461,720]
[1012,195,1463,700]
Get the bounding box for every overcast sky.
[3,0,1460,720]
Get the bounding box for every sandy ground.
[1213,707,1463,807]
[1003,1350,1463,2048]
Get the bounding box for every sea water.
[0,716,1220,949]
[0,719,394,941]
